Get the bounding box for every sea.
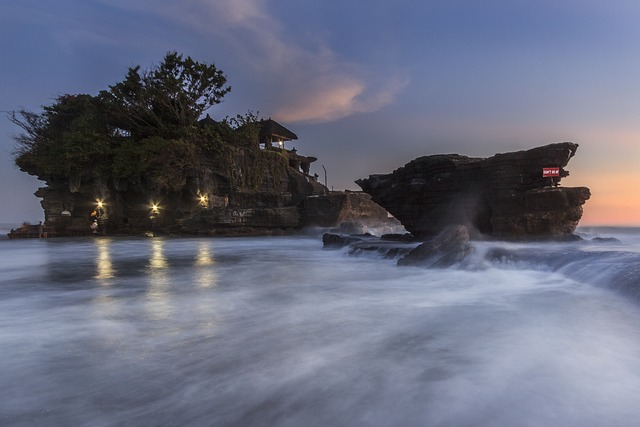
[1,227,640,426]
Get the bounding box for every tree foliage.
[222,110,261,149]
[112,136,200,192]
[100,52,231,140]
[10,52,240,190]
[12,94,112,179]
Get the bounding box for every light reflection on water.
[94,238,115,281]
[195,240,217,288]
[1,235,640,426]
[148,238,169,270]
[93,238,117,315]
[146,238,171,321]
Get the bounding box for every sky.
[1,0,639,226]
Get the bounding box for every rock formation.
[302,192,396,231]
[10,53,400,238]
[27,161,393,237]
[356,143,591,240]
[31,173,392,237]
[24,139,394,237]
[397,225,473,267]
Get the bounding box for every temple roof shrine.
[259,118,298,149]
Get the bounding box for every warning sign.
[542,167,560,177]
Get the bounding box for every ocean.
[1,228,640,426]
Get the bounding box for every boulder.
[322,233,363,249]
[356,143,591,240]
[397,225,472,267]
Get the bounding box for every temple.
[11,116,393,237]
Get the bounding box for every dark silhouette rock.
[322,233,364,249]
[381,233,416,242]
[347,241,414,259]
[398,225,473,267]
[356,143,591,240]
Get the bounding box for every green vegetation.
[99,51,230,141]
[10,52,282,193]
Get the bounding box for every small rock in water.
[322,233,363,249]
[397,225,473,267]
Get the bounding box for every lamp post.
[322,165,328,194]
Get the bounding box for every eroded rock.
[356,143,591,240]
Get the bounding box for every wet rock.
[398,225,473,267]
[381,233,416,242]
[322,233,363,249]
[346,239,415,259]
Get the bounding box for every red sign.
[542,167,560,177]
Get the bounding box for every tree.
[11,94,112,180]
[11,53,232,185]
[100,51,231,140]
[222,110,261,149]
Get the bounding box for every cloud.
[101,0,407,123]
[274,74,409,124]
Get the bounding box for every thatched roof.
[259,118,298,144]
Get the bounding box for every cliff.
[33,150,319,236]
[27,147,391,237]
[356,143,591,240]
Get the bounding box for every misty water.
[2,228,640,426]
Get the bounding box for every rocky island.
[8,53,391,238]
[321,143,591,268]
[356,142,590,240]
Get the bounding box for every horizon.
[1,1,639,227]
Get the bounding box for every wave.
[342,227,640,301]
[480,240,640,301]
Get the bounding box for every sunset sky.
[1,0,639,225]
